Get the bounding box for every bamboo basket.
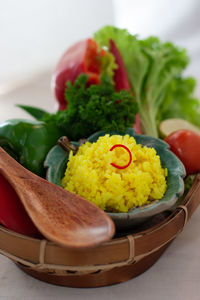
[0,174,200,288]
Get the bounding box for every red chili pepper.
[109,39,130,92]
[109,39,141,134]
[0,173,40,237]
[110,144,132,169]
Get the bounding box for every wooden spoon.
[0,147,115,248]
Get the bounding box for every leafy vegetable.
[157,76,200,128]
[94,26,200,137]
[184,175,195,192]
[177,174,195,205]
[19,74,138,141]
[16,105,47,121]
[100,50,117,84]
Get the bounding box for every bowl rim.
[45,128,186,222]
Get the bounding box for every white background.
[113,0,200,76]
[0,0,114,84]
[1,0,200,86]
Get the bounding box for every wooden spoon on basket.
[0,147,115,248]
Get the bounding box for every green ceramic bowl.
[44,128,186,230]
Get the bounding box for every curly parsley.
[42,74,138,140]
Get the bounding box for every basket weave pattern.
[0,174,200,287]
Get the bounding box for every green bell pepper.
[0,119,63,177]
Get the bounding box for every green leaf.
[94,26,149,102]
[157,76,200,128]
[17,105,48,120]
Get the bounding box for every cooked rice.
[62,134,168,212]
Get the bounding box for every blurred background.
[1,0,200,83]
[0,0,114,84]
[0,0,200,119]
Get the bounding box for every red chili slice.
[109,144,132,169]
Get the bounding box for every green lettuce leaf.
[157,76,200,128]
[94,26,199,138]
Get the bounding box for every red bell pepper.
[53,37,142,133]
[0,173,40,236]
[53,38,106,110]
[52,38,132,110]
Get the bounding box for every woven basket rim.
[0,174,200,275]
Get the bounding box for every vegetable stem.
[140,108,158,138]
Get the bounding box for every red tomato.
[164,129,200,175]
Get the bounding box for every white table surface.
[0,72,200,300]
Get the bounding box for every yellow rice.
[62,134,168,213]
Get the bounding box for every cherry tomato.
[164,129,200,175]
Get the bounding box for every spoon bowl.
[0,147,115,248]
